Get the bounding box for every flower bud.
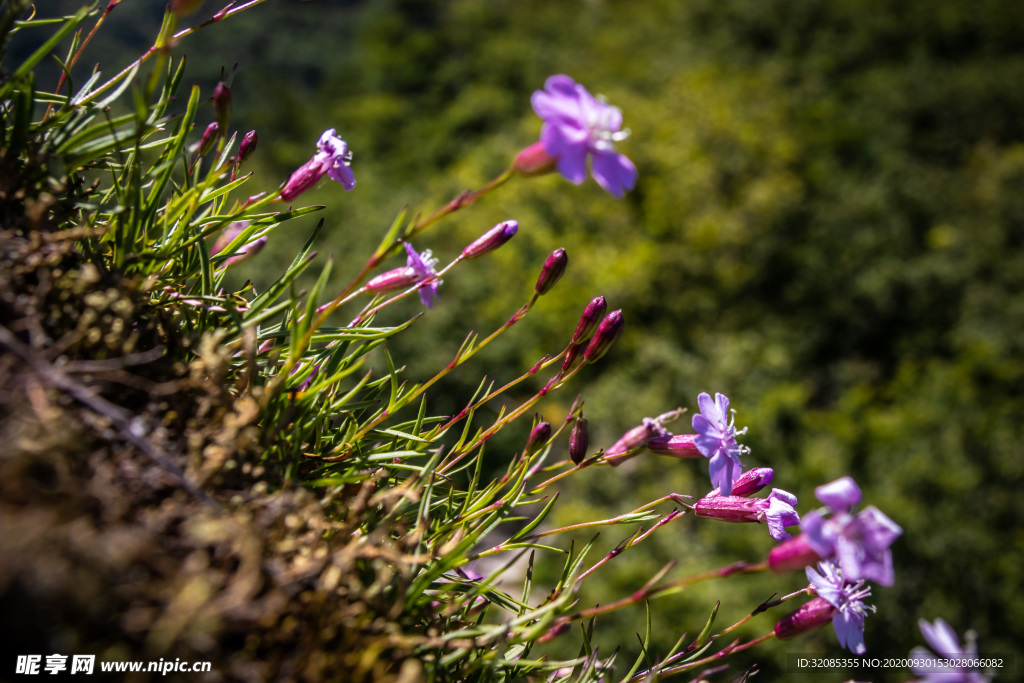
[694,496,765,524]
[198,122,220,156]
[462,219,518,259]
[706,467,774,498]
[535,248,568,295]
[513,140,558,177]
[774,597,837,641]
[525,421,551,453]
[239,130,258,163]
[561,341,585,374]
[569,416,588,465]
[769,534,826,574]
[646,433,702,458]
[213,81,231,130]
[572,296,607,344]
[583,309,624,363]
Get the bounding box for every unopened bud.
[774,597,837,641]
[213,81,231,130]
[525,421,551,453]
[583,309,624,363]
[572,296,607,344]
[569,416,588,465]
[239,130,258,163]
[198,121,220,155]
[463,219,518,259]
[171,0,203,17]
[706,467,774,498]
[769,535,825,574]
[535,248,568,295]
[646,433,701,458]
[562,341,586,374]
[513,140,558,177]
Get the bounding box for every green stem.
[409,166,516,239]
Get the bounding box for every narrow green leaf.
[509,493,559,542]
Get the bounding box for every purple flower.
[802,477,903,586]
[365,243,440,308]
[404,243,440,308]
[692,392,749,496]
[280,129,354,201]
[763,489,801,540]
[530,75,637,197]
[807,561,875,655]
[911,619,992,683]
[815,476,862,512]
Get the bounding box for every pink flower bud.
[705,467,774,498]
[572,296,607,344]
[769,534,826,574]
[569,416,588,465]
[525,421,552,452]
[646,433,701,458]
[562,341,586,374]
[774,597,837,641]
[535,248,568,295]
[462,220,518,259]
[583,309,624,363]
[513,140,558,176]
[213,81,231,130]
[239,130,258,163]
[198,122,220,156]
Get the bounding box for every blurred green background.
[23,0,1024,679]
